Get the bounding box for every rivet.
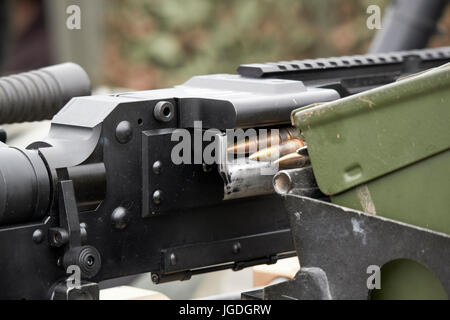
[32,229,44,244]
[111,206,129,230]
[115,121,133,144]
[153,161,162,175]
[153,190,163,204]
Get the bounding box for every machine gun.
[0,47,449,299]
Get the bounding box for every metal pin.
[249,138,305,162]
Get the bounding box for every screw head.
[111,206,129,230]
[32,229,44,244]
[153,190,163,205]
[152,161,162,175]
[115,121,133,144]
[153,101,175,122]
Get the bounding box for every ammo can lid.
[291,63,450,196]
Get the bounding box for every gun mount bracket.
[257,193,450,299]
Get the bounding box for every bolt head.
[153,190,163,204]
[115,121,133,144]
[152,161,162,175]
[111,206,129,230]
[32,229,44,244]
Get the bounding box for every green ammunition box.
[292,63,450,299]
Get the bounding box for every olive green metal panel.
[370,259,448,300]
[332,149,450,235]
[292,63,450,196]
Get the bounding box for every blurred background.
[0,0,449,299]
[2,0,449,89]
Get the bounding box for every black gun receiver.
[0,47,449,299]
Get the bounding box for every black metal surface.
[273,167,323,199]
[117,75,339,129]
[67,163,106,211]
[0,217,64,299]
[238,47,450,95]
[263,267,332,300]
[52,179,102,280]
[159,229,292,274]
[0,128,6,143]
[0,145,51,225]
[369,0,449,53]
[241,289,263,300]
[141,129,224,217]
[281,194,450,299]
[0,91,296,299]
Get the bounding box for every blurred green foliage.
[105,0,389,89]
